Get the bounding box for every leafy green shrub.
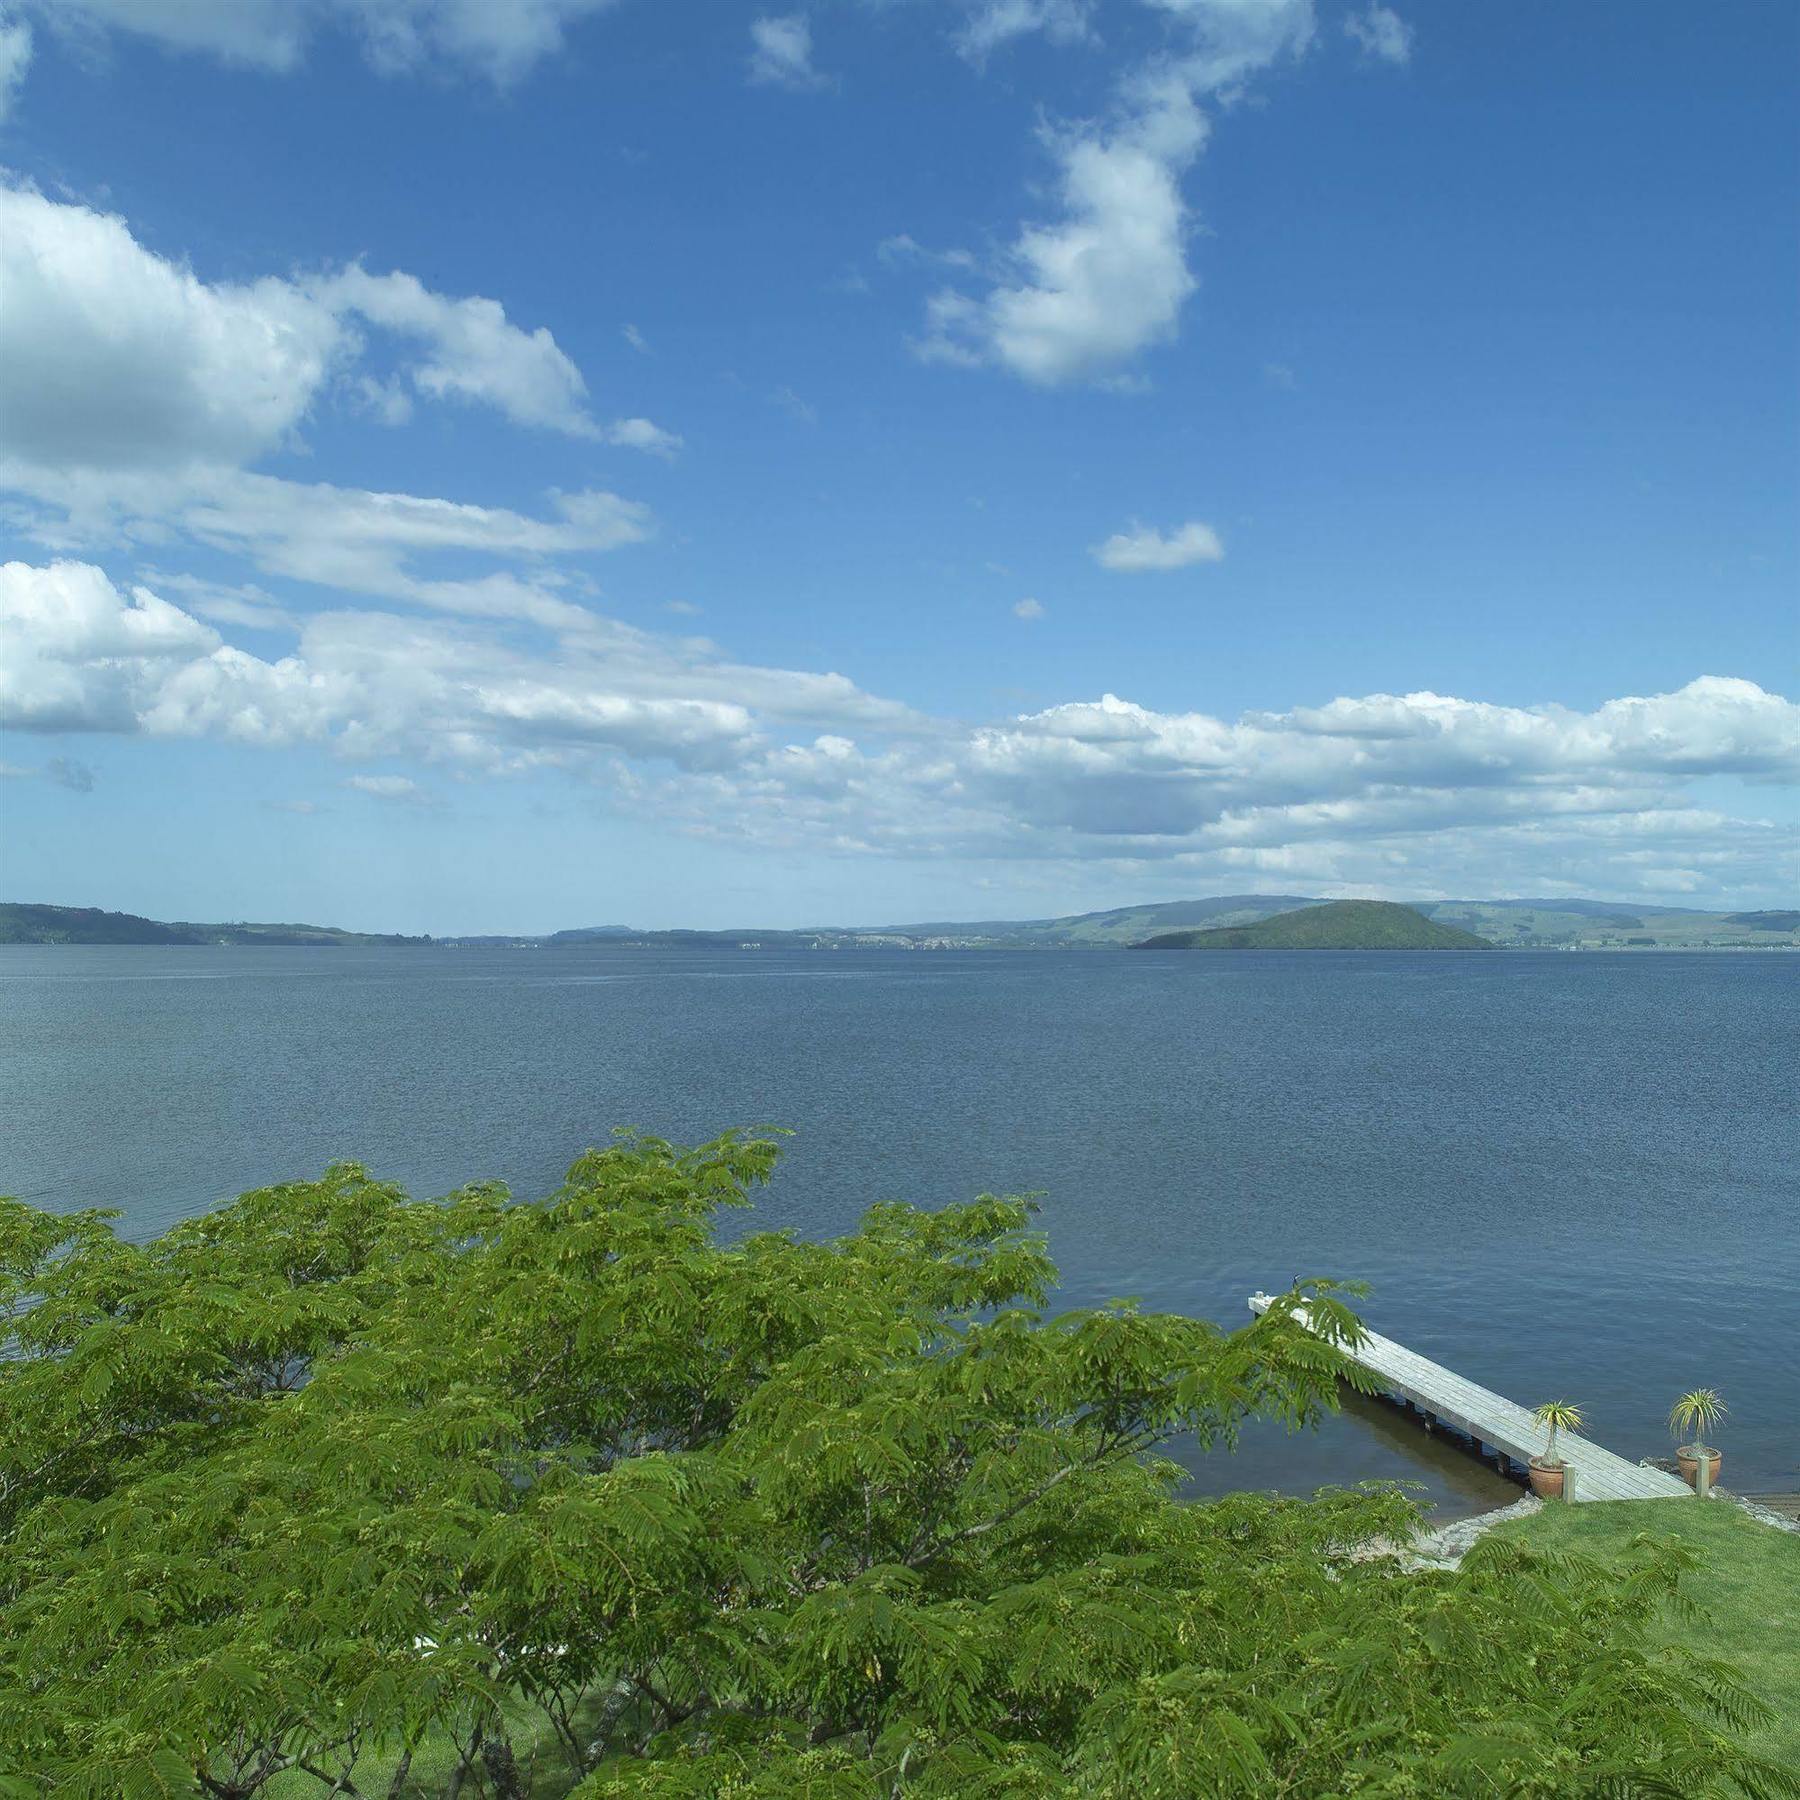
[1,1134,1792,1798]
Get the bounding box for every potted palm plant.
[1669,1388,1726,1491]
[1528,1400,1583,1499]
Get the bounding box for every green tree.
[1,1133,1792,1798]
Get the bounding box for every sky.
[0,0,1795,934]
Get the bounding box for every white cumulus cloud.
[1345,4,1412,65]
[7,556,1793,904]
[1092,520,1224,571]
[920,78,1207,384]
[23,0,617,85]
[0,184,346,472]
[0,11,32,119]
[0,185,642,474]
[0,559,222,733]
[0,560,921,774]
[602,417,684,457]
[1150,0,1314,95]
[6,466,653,628]
[916,0,1314,384]
[345,773,420,800]
[748,14,824,89]
[311,266,599,439]
[954,0,1093,60]
[0,186,672,626]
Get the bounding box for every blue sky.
[0,0,1794,932]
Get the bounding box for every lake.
[3,944,1794,1514]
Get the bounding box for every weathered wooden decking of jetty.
[1249,1292,1692,1503]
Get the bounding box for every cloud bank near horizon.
[5,557,1794,906]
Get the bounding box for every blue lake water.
[3,945,1794,1514]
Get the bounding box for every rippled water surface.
[4,945,1794,1513]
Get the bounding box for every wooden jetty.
[1248,1292,1692,1502]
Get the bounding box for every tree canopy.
[1,1133,1792,1798]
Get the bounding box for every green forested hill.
[1134,900,1496,951]
[0,903,196,945]
[0,903,429,947]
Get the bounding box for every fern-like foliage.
[0,1133,1791,1799]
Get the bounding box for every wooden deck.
[1248,1292,1692,1503]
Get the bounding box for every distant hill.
[452,896,1328,952]
[1726,910,1800,932]
[864,895,1321,947]
[1436,897,1707,919]
[1410,900,1797,949]
[1133,901,1497,951]
[0,904,195,946]
[0,903,429,947]
[8,894,1795,951]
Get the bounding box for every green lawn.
[264,1689,597,1798]
[1495,1498,1800,1769]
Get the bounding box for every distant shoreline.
[4,939,1795,956]
[4,896,1796,954]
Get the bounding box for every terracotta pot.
[1527,1458,1566,1500]
[1676,1446,1721,1490]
